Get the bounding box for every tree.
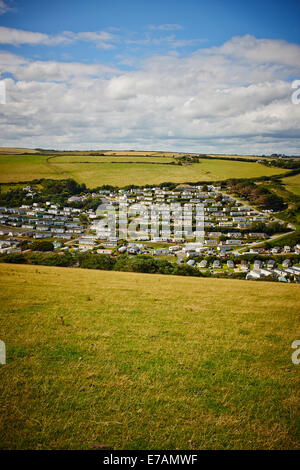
[30,241,54,252]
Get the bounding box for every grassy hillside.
[282,174,300,196]
[0,154,288,187]
[0,263,299,450]
[0,154,64,183]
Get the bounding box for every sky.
[0,0,300,154]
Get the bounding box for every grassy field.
[48,155,175,163]
[0,154,64,183]
[282,174,300,196]
[0,263,299,450]
[0,154,287,187]
[209,154,261,160]
[0,148,40,154]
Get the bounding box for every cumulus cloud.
[212,34,300,68]
[1,34,300,153]
[0,51,119,81]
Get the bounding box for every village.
[0,183,299,282]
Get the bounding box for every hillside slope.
[0,264,299,449]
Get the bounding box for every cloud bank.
[0,26,117,48]
[0,33,300,153]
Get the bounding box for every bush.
[0,253,26,264]
[27,252,74,267]
[29,241,54,252]
[78,253,116,270]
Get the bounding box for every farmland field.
[0,153,288,187]
[209,154,261,160]
[0,147,40,154]
[0,263,299,449]
[48,155,175,163]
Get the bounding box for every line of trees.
[0,252,244,279]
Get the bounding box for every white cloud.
[0,26,117,48]
[148,24,183,31]
[0,51,119,81]
[210,34,300,68]
[1,34,300,154]
[0,25,205,51]
[0,0,12,15]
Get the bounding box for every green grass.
[282,174,300,196]
[0,154,288,187]
[48,155,174,163]
[0,263,299,450]
[0,154,65,183]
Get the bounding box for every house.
[198,259,208,268]
[185,250,197,258]
[274,268,287,277]
[227,232,242,238]
[219,248,228,257]
[169,245,181,252]
[59,234,72,240]
[187,259,196,267]
[260,268,273,277]
[79,238,96,250]
[153,248,169,256]
[282,259,292,268]
[285,267,300,277]
[278,276,289,282]
[127,246,138,254]
[248,233,266,239]
[205,239,218,246]
[246,270,261,280]
[240,260,249,271]
[67,196,84,203]
[227,260,234,269]
[254,260,262,269]
[212,260,222,269]
[267,259,276,269]
[34,233,51,239]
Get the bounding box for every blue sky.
[1,0,300,67]
[0,0,300,153]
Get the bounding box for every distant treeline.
[0,252,247,280]
[1,251,299,281]
[261,159,300,170]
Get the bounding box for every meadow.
[0,263,299,450]
[0,153,287,188]
[282,174,300,196]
